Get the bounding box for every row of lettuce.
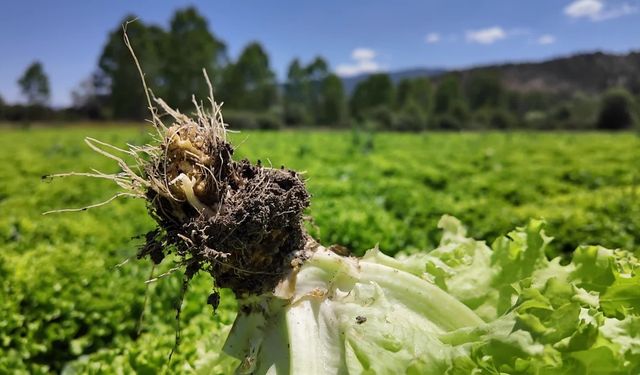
[0,129,638,372]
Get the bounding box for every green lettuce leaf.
[224,217,640,374]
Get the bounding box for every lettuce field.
[1,126,639,373]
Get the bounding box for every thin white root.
[145,266,181,284]
[84,138,150,189]
[42,192,142,215]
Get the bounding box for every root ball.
[139,118,310,296]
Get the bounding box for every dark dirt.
[138,124,311,297]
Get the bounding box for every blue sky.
[1,0,639,106]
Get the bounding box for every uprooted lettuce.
[223,216,640,374]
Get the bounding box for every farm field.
[1,126,639,373]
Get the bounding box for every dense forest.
[1,6,639,131]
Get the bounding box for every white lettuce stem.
[223,246,484,374]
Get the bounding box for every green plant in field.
[1,125,639,373]
[0,126,640,373]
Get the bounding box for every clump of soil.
[138,117,310,296]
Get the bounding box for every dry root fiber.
[137,94,311,297]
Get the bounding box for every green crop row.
[0,127,638,372]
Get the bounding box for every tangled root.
[138,99,311,295]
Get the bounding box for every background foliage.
[2,6,639,131]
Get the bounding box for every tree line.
[1,6,638,131]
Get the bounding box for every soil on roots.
[138,124,310,296]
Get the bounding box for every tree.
[0,94,5,121]
[282,56,333,125]
[283,59,311,125]
[472,108,516,130]
[71,72,109,119]
[410,78,432,110]
[18,61,50,106]
[285,59,307,99]
[395,79,413,110]
[394,78,432,130]
[596,87,636,130]
[350,73,394,118]
[433,75,461,115]
[396,78,432,110]
[507,91,555,116]
[465,71,504,110]
[164,7,227,111]
[395,100,427,131]
[306,57,329,122]
[222,42,277,111]
[306,57,329,82]
[98,16,165,119]
[318,73,346,126]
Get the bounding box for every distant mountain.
[341,51,640,96]
[457,51,640,95]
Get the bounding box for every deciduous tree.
[433,75,461,115]
[222,42,276,111]
[98,16,165,119]
[319,73,346,126]
[18,61,50,106]
[283,59,310,125]
[164,7,227,111]
[350,73,394,118]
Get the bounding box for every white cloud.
[564,0,637,21]
[565,0,604,18]
[351,48,376,61]
[425,32,441,44]
[336,47,382,77]
[537,34,556,45]
[597,3,638,20]
[466,26,507,44]
[336,60,380,77]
